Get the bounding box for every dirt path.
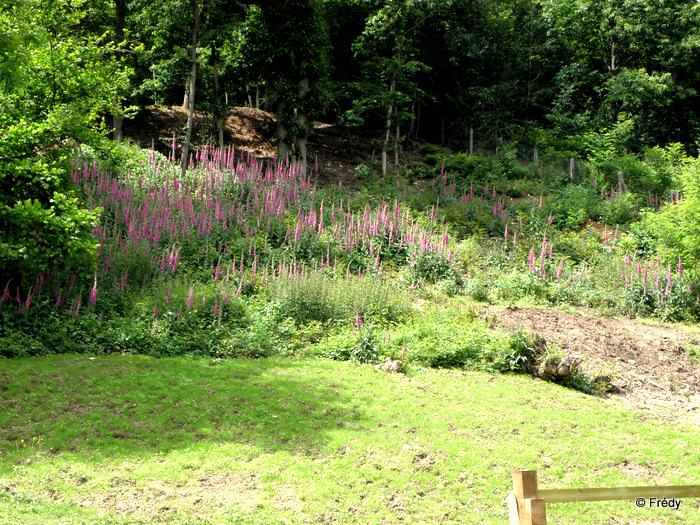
[491,306,700,424]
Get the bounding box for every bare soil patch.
[68,473,262,519]
[491,306,700,423]
[123,105,385,187]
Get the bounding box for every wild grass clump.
[265,270,413,325]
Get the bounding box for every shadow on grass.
[0,355,366,460]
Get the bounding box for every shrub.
[463,276,491,302]
[0,120,101,291]
[0,333,47,358]
[351,326,381,364]
[311,331,355,361]
[492,330,538,372]
[412,251,457,283]
[405,320,504,369]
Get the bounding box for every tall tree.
[541,0,700,150]
[239,1,330,174]
[181,0,204,177]
[350,0,433,175]
[111,0,128,141]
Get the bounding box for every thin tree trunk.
[181,0,201,178]
[276,101,289,163]
[382,70,396,177]
[263,84,270,112]
[295,71,310,177]
[111,0,127,141]
[414,102,420,139]
[212,48,224,151]
[246,84,253,107]
[394,122,399,167]
[382,104,392,177]
[570,157,575,181]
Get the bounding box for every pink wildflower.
[89,277,98,305]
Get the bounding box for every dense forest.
[2,0,700,376]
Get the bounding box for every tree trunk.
[394,122,399,167]
[570,158,575,181]
[263,84,270,112]
[295,72,310,177]
[246,84,253,107]
[181,0,201,178]
[212,47,224,151]
[111,0,127,141]
[382,70,397,177]
[276,101,289,163]
[382,104,392,177]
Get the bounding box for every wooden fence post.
[507,469,698,524]
[511,470,547,525]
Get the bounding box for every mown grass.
[1,355,698,524]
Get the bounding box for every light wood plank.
[507,492,520,525]
[538,485,700,503]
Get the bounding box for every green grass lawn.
[0,355,698,524]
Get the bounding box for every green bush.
[412,251,457,283]
[495,330,537,372]
[311,331,355,361]
[406,321,504,369]
[351,326,381,364]
[0,120,101,289]
[0,333,47,358]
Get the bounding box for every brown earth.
[490,306,700,424]
[123,105,382,187]
[124,106,700,424]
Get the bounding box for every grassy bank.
[1,355,697,524]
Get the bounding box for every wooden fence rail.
[508,470,700,525]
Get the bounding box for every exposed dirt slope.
[492,306,700,423]
[123,105,381,186]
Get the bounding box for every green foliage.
[492,271,548,303]
[411,251,456,283]
[492,330,537,373]
[441,149,526,182]
[311,331,355,361]
[266,272,413,326]
[351,325,380,364]
[408,322,500,369]
[635,157,700,266]
[393,310,505,369]
[0,120,101,286]
[0,332,47,358]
